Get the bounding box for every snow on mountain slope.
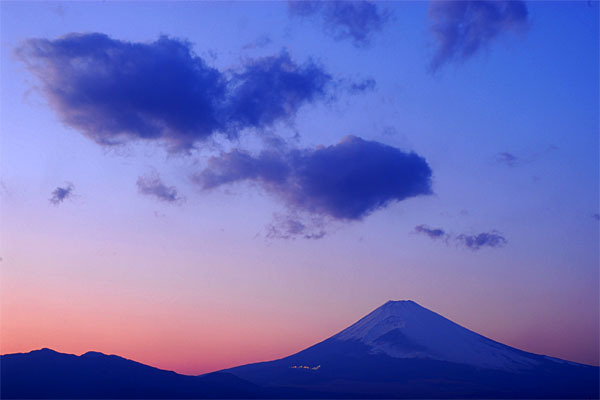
[332,300,541,371]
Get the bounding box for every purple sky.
[0,1,598,374]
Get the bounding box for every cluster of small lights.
[291,364,321,370]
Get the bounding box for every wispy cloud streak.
[414,224,507,250]
[429,0,528,71]
[289,1,389,46]
[137,174,182,203]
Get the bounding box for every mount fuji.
[222,300,599,398]
[2,300,598,398]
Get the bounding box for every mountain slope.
[223,300,599,398]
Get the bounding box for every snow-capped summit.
[333,300,540,371]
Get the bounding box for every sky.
[0,1,598,375]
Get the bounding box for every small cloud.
[428,0,528,71]
[289,0,390,46]
[496,145,558,168]
[137,173,182,203]
[414,224,507,251]
[51,2,65,17]
[50,183,74,205]
[242,35,273,50]
[381,126,398,137]
[414,224,447,239]
[496,152,518,167]
[332,76,377,97]
[266,214,326,240]
[0,180,9,197]
[456,231,507,250]
[348,77,376,93]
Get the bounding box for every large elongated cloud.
[17,33,331,151]
[196,135,432,221]
[429,0,528,71]
[289,1,389,46]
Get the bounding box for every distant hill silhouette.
[2,301,598,398]
[1,348,282,399]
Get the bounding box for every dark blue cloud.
[50,183,74,205]
[17,33,330,151]
[428,0,528,71]
[456,231,507,250]
[137,174,181,203]
[196,135,432,221]
[289,1,389,46]
[414,224,446,239]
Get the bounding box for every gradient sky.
[0,1,598,375]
